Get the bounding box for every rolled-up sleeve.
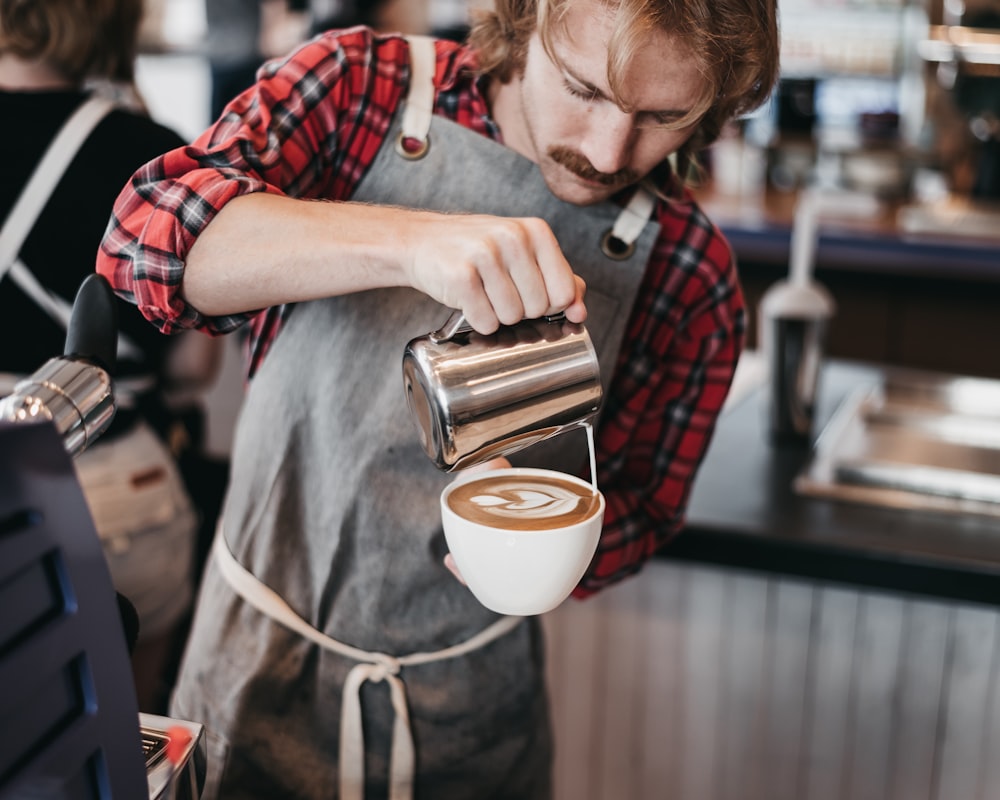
[97,29,400,336]
[574,200,746,596]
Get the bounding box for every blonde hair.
[0,0,144,83]
[470,0,780,177]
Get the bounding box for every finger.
[491,221,551,321]
[443,553,467,585]
[447,257,502,334]
[521,218,582,317]
[563,275,588,324]
[470,222,530,326]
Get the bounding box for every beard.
[547,145,638,190]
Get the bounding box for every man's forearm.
[181,192,588,333]
[182,193,410,317]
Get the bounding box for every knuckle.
[548,277,577,310]
[497,303,524,326]
[522,296,549,319]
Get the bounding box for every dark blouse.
[0,88,186,381]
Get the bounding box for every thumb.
[443,553,466,585]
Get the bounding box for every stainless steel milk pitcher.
[402,311,603,471]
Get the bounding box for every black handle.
[64,274,118,373]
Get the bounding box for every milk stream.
[584,422,597,494]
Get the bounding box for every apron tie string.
[341,662,414,800]
[211,529,523,800]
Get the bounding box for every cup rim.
[443,465,599,491]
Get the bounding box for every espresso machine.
[0,274,205,799]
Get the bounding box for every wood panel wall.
[542,560,1000,800]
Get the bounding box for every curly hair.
[0,0,143,83]
[469,0,780,176]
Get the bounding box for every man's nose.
[579,107,636,175]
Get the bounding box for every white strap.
[7,258,144,364]
[211,530,523,800]
[0,94,150,370]
[400,35,436,144]
[610,186,656,246]
[0,95,116,277]
[340,664,414,800]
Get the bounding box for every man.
[98,0,778,796]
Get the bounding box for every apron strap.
[6,257,145,365]
[394,35,437,159]
[602,186,657,260]
[211,530,523,800]
[612,186,656,245]
[0,95,116,276]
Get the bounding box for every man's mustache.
[548,146,638,188]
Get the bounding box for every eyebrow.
[561,64,692,121]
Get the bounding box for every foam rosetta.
[447,474,601,531]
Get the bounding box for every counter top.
[694,185,1000,283]
[665,357,1000,606]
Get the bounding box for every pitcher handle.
[429,310,471,344]
[429,310,568,344]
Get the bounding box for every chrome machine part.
[0,274,117,456]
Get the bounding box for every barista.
[97,0,779,797]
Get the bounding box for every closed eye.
[562,71,695,130]
[636,110,691,129]
[563,78,602,103]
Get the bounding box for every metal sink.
[795,369,1000,517]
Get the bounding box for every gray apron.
[171,37,659,800]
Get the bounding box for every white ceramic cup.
[440,467,605,616]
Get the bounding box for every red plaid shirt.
[97,28,745,596]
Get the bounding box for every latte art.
[447,474,601,531]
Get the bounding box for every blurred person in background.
[204,0,314,119]
[98,0,779,795]
[205,0,464,123]
[0,0,223,713]
[203,0,268,120]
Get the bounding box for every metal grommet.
[395,131,430,160]
[600,229,636,261]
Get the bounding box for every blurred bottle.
[759,187,836,442]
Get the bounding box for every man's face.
[493,0,709,206]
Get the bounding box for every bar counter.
[664,357,1000,607]
[694,184,1000,283]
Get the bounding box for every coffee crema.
[446,474,601,531]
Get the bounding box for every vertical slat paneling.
[635,561,688,799]
[935,604,999,800]
[582,596,613,800]
[545,561,1000,800]
[759,578,815,800]
[886,599,951,800]
[596,573,649,800]
[677,565,728,800]
[975,626,1000,800]
[800,585,860,800]
[843,592,906,800]
[717,570,771,800]
[543,590,606,800]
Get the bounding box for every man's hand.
[443,456,512,585]
[404,213,587,334]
